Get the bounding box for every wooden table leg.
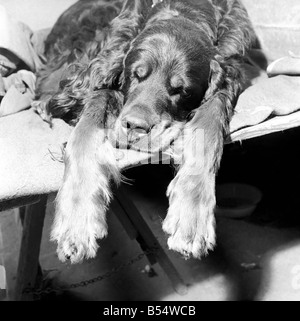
[13,195,48,301]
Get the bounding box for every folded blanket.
[267,54,300,76]
[0,109,153,210]
[230,75,300,134]
[0,110,71,208]
[0,5,43,73]
[227,54,300,141]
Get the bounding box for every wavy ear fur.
[162,58,246,258]
[45,0,152,125]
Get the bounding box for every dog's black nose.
[121,116,151,135]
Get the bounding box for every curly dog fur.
[36,0,255,263]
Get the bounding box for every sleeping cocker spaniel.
[36,0,255,263]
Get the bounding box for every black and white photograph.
[0,0,300,303]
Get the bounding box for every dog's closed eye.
[169,86,183,96]
[133,65,150,81]
[181,89,192,99]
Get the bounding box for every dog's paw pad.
[167,231,215,260]
[56,238,87,264]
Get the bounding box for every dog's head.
[112,18,215,152]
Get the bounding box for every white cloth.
[0,5,43,72]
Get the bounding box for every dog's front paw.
[163,178,216,259]
[51,218,108,264]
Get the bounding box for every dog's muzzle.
[121,113,153,142]
[108,116,183,154]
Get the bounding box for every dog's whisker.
[120,175,134,186]
[47,148,64,163]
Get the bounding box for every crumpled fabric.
[0,70,36,117]
[267,53,300,77]
[228,53,300,142]
[0,5,44,73]
[230,75,300,133]
[0,5,46,117]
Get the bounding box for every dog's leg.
[51,90,122,263]
[163,98,225,259]
[163,54,245,259]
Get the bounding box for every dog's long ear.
[163,57,244,259]
[212,0,255,59]
[45,0,152,124]
[203,56,244,133]
[90,0,153,88]
[203,0,256,126]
